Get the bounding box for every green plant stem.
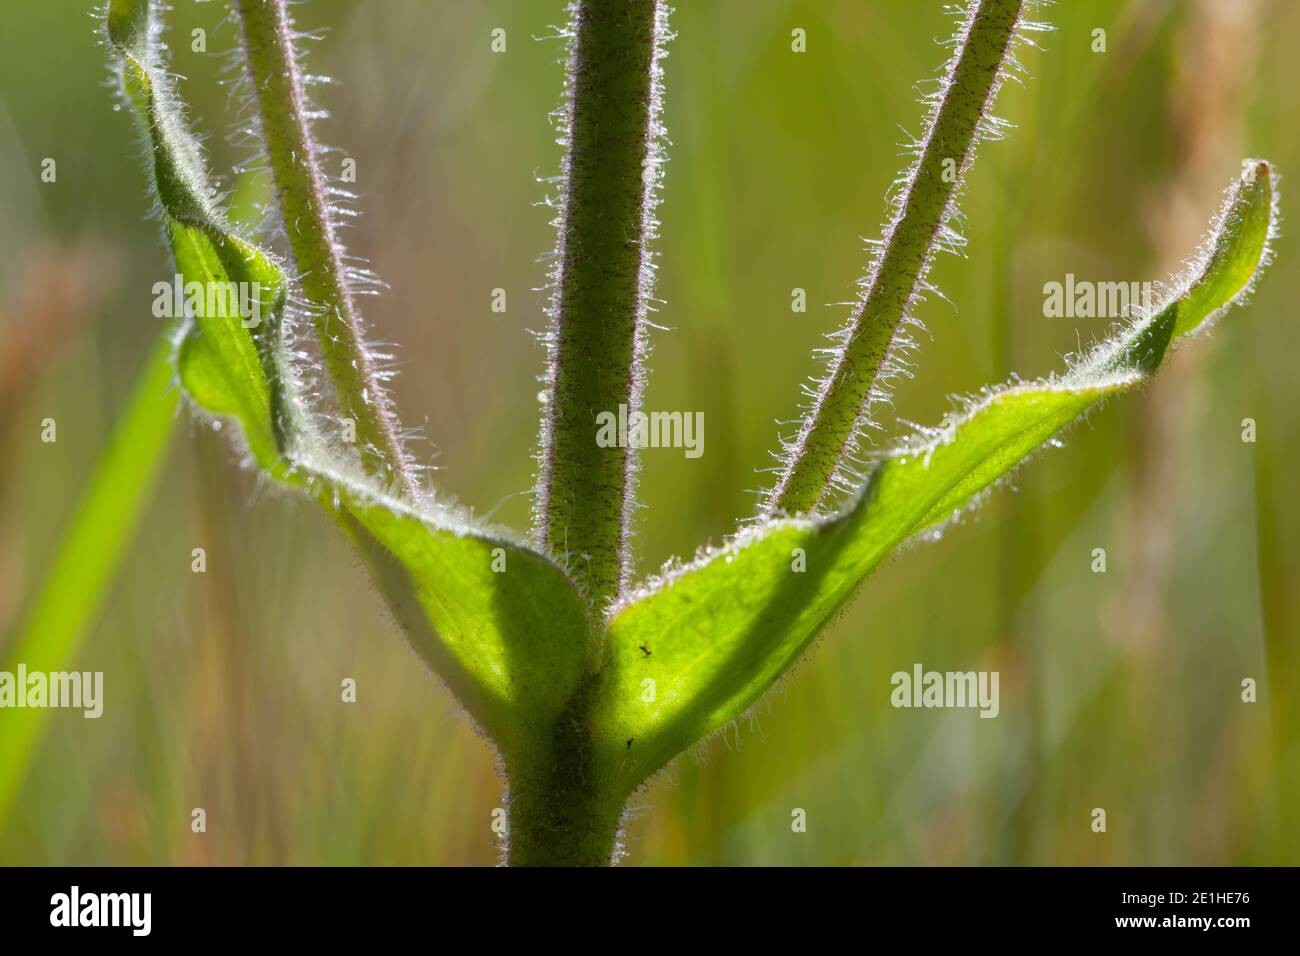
[233,0,418,499]
[766,0,1025,516]
[507,776,623,867]
[536,0,663,608]
[505,691,624,866]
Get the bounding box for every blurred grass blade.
[104,0,590,754]
[0,334,178,828]
[591,161,1277,793]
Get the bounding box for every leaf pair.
[108,0,1278,823]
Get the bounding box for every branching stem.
[766,0,1026,516]
[233,0,419,499]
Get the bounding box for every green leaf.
[109,0,288,472]
[0,334,178,829]
[330,486,593,748]
[591,160,1277,793]
[169,227,288,473]
[105,0,590,754]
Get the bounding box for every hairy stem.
[507,774,623,867]
[766,0,1026,516]
[233,0,419,498]
[535,0,665,608]
[505,688,625,867]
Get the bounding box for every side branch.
[765,0,1029,516]
[234,0,419,498]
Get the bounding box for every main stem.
[234,0,419,499]
[765,0,1024,516]
[505,690,624,867]
[535,0,663,608]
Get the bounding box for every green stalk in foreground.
[0,334,177,828]
[534,0,667,609]
[766,0,1029,516]
[233,0,419,499]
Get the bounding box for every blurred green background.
[1,0,1296,865]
